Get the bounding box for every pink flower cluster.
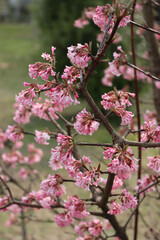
[6,125,23,142]
[75,218,111,239]
[29,46,56,80]
[35,130,50,145]
[101,90,135,125]
[104,147,138,179]
[13,103,31,125]
[108,189,137,215]
[135,175,156,195]
[0,128,7,149]
[148,156,160,173]
[49,133,74,170]
[64,195,90,219]
[74,109,99,135]
[40,174,65,198]
[67,43,91,68]
[141,121,160,142]
[93,4,130,32]
[55,195,89,228]
[15,82,38,108]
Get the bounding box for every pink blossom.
[61,66,80,85]
[141,121,160,142]
[40,174,66,198]
[2,150,23,168]
[108,201,122,215]
[6,125,23,142]
[29,46,56,80]
[135,175,156,195]
[74,18,89,28]
[104,147,138,180]
[75,169,101,190]
[101,90,135,110]
[13,103,31,124]
[101,67,114,87]
[0,128,7,149]
[74,109,99,135]
[148,156,160,173]
[109,46,127,76]
[0,196,9,212]
[15,82,38,108]
[75,221,88,237]
[54,212,74,227]
[112,176,123,190]
[49,147,63,171]
[39,197,55,209]
[25,143,43,165]
[120,189,137,210]
[65,195,90,219]
[32,99,59,121]
[35,130,50,145]
[19,167,29,179]
[67,43,91,68]
[93,5,113,32]
[88,218,102,237]
[49,134,74,167]
[115,108,134,126]
[6,213,17,226]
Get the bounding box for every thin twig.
[97,13,113,54]
[130,20,160,35]
[127,62,160,82]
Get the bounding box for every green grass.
[0,23,41,127]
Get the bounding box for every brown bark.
[142,0,160,124]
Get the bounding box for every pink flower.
[6,213,17,226]
[65,195,90,219]
[13,103,31,124]
[115,108,134,126]
[49,134,74,167]
[109,46,127,76]
[0,128,7,149]
[108,201,122,215]
[141,121,160,142]
[19,167,29,179]
[135,175,156,195]
[112,176,123,190]
[148,156,160,172]
[54,212,74,227]
[15,82,38,108]
[2,150,23,168]
[74,109,99,135]
[75,169,100,190]
[0,196,9,212]
[104,147,138,180]
[29,46,56,80]
[75,221,88,237]
[6,125,23,142]
[24,143,43,165]
[39,197,55,209]
[93,5,113,32]
[61,66,80,85]
[74,18,89,28]
[101,67,114,87]
[35,130,50,145]
[40,174,66,198]
[88,218,102,237]
[67,43,91,68]
[120,189,137,210]
[32,99,59,121]
[101,90,135,110]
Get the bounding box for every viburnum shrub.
[1,1,160,240]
